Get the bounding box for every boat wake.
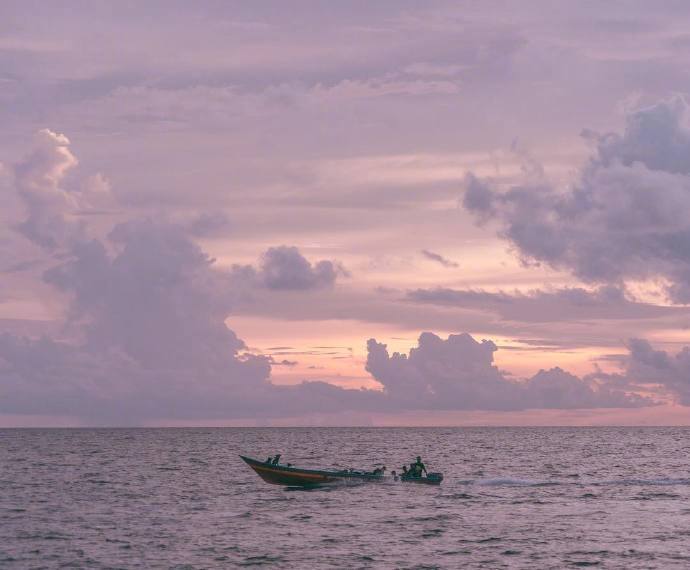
[472,477,561,487]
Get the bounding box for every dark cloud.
[463,97,690,303]
[366,332,648,411]
[406,285,678,322]
[185,211,232,237]
[588,97,690,175]
[420,249,459,268]
[623,338,690,405]
[260,246,345,290]
[271,358,298,367]
[462,172,496,221]
[232,245,347,291]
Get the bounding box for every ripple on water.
[240,554,284,566]
[2,426,690,568]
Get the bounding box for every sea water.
[2,427,690,569]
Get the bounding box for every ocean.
[2,427,690,569]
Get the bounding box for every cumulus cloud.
[0,129,666,423]
[0,132,351,422]
[261,246,343,290]
[463,97,690,303]
[0,213,657,422]
[623,338,690,405]
[366,332,648,411]
[11,129,113,248]
[12,129,82,248]
[420,249,459,268]
[0,214,378,423]
[44,220,248,370]
[0,218,277,422]
[232,245,347,291]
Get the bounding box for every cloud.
[185,211,232,237]
[524,367,634,410]
[12,129,82,248]
[462,97,690,303]
[271,358,298,367]
[420,249,459,268]
[43,220,247,370]
[0,129,668,424]
[261,246,344,290]
[623,338,690,405]
[0,217,284,422]
[0,134,354,422]
[0,325,653,423]
[588,96,690,175]
[366,332,648,410]
[11,129,115,249]
[406,285,678,322]
[232,245,347,291]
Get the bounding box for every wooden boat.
[399,472,444,485]
[240,455,385,487]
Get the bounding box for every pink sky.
[2,1,690,425]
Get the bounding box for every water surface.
[2,427,690,568]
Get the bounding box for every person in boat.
[401,465,408,475]
[413,456,427,477]
[372,465,386,475]
[271,454,281,465]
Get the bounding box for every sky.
[3,1,690,426]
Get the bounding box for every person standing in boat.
[412,456,427,477]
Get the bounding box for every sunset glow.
[3,2,690,426]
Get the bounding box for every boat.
[240,455,386,487]
[399,472,444,485]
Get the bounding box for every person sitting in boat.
[265,456,272,464]
[372,465,386,475]
[401,465,408,475]
[271,454,281,465]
